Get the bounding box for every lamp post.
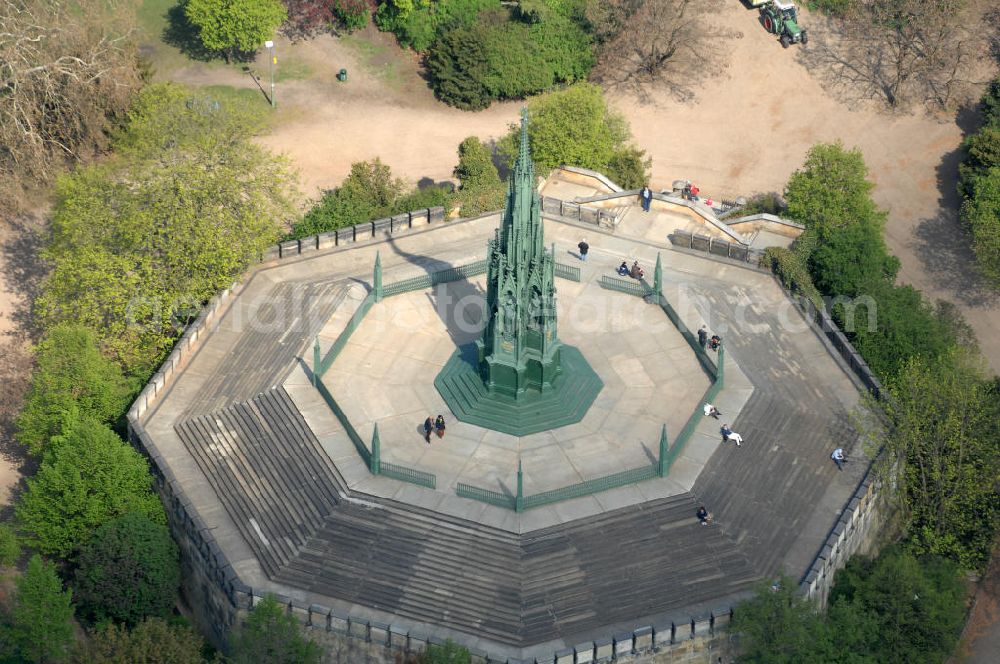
[264,40,275,108]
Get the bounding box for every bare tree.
[587,0,740,102]
[0,0,142,211]
[801,0,996,110]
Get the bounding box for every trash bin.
[337,68,348,82]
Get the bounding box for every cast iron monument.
[434,110,602,435]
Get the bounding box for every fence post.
[370,424,381,474]
[658,425,669,478]
[653,252,662,298]
[313,337,321,385]
[717,343,725,387]
[516,459,524,513]
[374,251,383,302]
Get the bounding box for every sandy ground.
[0,224,28,510]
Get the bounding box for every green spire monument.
[434,109,602,436]
[477,109,561,396]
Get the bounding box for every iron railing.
[522,463,658,509]
[382,260,488,297]
[381,462,436,489]
[599,274,651,297]
[554,262,582,282]
[456,483,516,509]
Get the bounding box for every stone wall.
[226,590,740,664]
[668,231,763,265]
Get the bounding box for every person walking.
[578,238,589,261]
[640,185,653,212]
[698,325,708,349]
[423,417,433,444]
[434,415,446,439]
[831,447,847,471]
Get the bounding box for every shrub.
[16,418,164,558]
[72,618,208,664]
[16,324,133,457]
[74,512,181,627]
[376,0,499,52]
[422,638,472,663]
[453,137,505,215]
[229,595,322,664]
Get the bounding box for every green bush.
[958,126,1000,199]
[376,0,500,51]
[333,0,370,30]
[807,218,899,297]
[829,546,965,662]
[230,595,321,664]
[496,83,649,184]
[426,7,592,110]
[16,324,133,457]
[832,281,957,380]
[422,638,472,663]
[16,418,165,558]
[72,618,208,664]
[453,136,505,216]
[74,512,181,627]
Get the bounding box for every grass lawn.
[341,33,404,91]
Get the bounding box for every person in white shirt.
[831,448,847,471]
[703,403,721,419]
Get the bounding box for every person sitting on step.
[617,261,630,276]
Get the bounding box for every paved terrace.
[141,210,867,659]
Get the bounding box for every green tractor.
[759,0,808,48]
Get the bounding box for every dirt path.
[163,8,999,374]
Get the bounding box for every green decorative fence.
[314,379,372,466]
[456,483,516,509]
[554,262,582,282]
[318,292,375,375]
[381,462,436,489]
[599,274,651,297]
[382,259,488,297]
[522,463,658,509]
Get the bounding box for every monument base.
[434,344,603,436]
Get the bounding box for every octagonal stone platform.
[138,208,870,660]
[316,275,712,503]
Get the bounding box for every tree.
[426,6,593,110]
[16,419,164,558]
[587,0,736,102]
[784,142,886,237]
[229,595,321,664]
[960,168,1000,286]
[0,523,21,567]
[0,0,142,211]
[496,83,650,186]
[8,555,75,663]
[36,83,296,373]
[731,576,835,663]
[74,512,181,627]
[16,324,133,457]
[184,0,287,62]
[874,351,1000,570]
[957,126,1000,199]
[801,0,993,109]
[452,137,505,216]
[71,618,208,664]
[828,546,966,662]
[807,217,899,297]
